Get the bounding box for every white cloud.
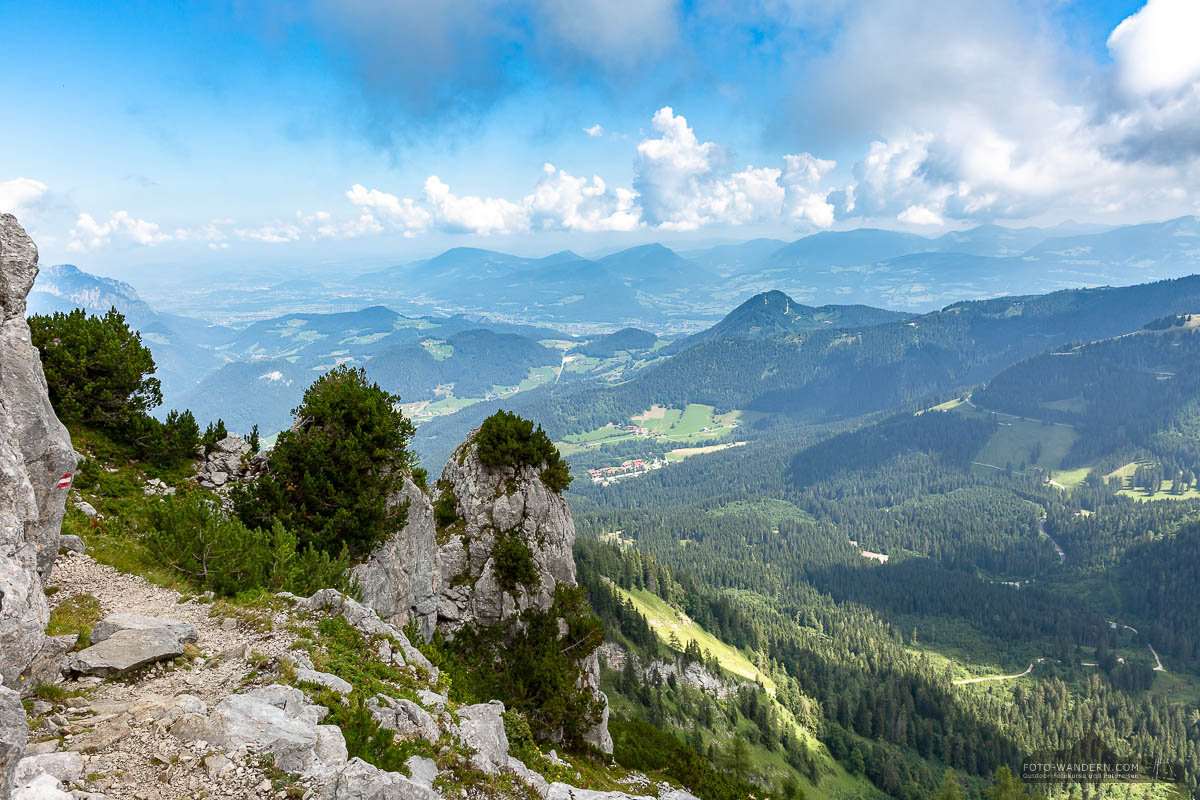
[1108,0,1200,97]
[0,178,49,214]
[634,107,795,230]
[67,211,172,252]
[584,124,605,137]
[898,205,944,226]
[782,154,836,228]
[526,164,641,232]
[423,176,526,235]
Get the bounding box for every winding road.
[953,659,1045,685]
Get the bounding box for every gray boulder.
[68,628,187,677]
[295,668,352,695]
[455,701,509,774]
[320,758,438,800]
[366,696,439,743]
[13,772,71,799]
[58,533,86,552]
[172,685,346,776]
[14,752,83,788]
[18,635,74,696]
[89,614,198,646]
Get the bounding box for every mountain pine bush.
[232,365,416,559]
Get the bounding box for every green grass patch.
[46,593,102,648]
[1118,480,1200,502]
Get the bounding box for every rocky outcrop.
[0,216,77,583]
[1,686,27,796]
[1,215,76,792]
[598,641,748,700]
[172,684,349,777]
[193,434,266,490]
[353,435,613,753]
[434,442,576,633]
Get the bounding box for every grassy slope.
[608,584,880,800]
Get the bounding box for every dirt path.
[953,659,1044,685]
[1149,643,1166,672]
[36,550,301,799]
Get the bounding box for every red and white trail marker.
[55,473,73,489]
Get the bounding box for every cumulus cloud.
[0,178,49,215]
[793,0,1200,226]
[68,211,172,252]
[584,124,605,137]
[782,154,837,228]
[634,107,787,230]
[1108,0,1200,97]
[526,164,641,232]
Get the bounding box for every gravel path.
[36,550,305,800]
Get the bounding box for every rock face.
[434,443,576,633]
[352,476,439,639]
[353,435,612,752]
[0,215,75,792]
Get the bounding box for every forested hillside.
[556,290,1200,799]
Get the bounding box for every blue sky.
[2,0,1198,276]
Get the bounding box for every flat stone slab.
[14,751,83,787]
[69,628,187,677]
[90,614,198,646]
[295,668,352,695]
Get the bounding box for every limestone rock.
[69,501,94,520]
[0,216,77,583]
[0,216,75,794]
[404,755,438,788]
[68,628,187,678]
[2,686,28,797]
[193,435,266,491]
[455,701,509,774]
[172,685,346,776]
[294,668,352,695]
[302,590,438,681]
[18,635,72,696]
[13,772,71,800]
[13,752,83,788]
[353,476,438,639]
[89,614,198,646]
[366,696,439,743]
[434,442,576,634]
[320,757,438,800]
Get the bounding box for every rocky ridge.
[350,436,613,753]
[1,214,78,795]
[11,550,697,800]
